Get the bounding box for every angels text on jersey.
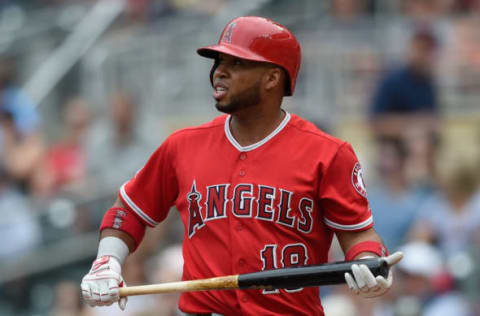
[187,180,314,238]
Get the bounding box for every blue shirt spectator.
[370,27,440,117]
[0,58,44,189]
[370,66,437,115]
[369,186,428,251]
[1,86,39,136]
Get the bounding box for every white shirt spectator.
[414,191,480,256]
[0,187,41,258]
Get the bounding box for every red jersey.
[119,112,373,316]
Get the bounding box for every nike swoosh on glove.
[81,255,128,310]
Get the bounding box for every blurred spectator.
[389,242,471,316]
[114,0,227,30]
[117,0,174,28]
[85,91,155,196]
[371,27,439,116]
[126,0,151,24]
[0,166,41,258]
[49,280,85,316]
[382,8,453,86]
[453,0,480,13]
[402,0,454,21]
[370,27,441,188]
[409,165,480,256]
[368,136,430,252]
[441,4,480,93]
[0,57,45,192]
[330,0,369,21]
[32,97,91,198]
[168,0,227,15]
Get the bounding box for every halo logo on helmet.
[197,16,302,96]
[222,22,236,43]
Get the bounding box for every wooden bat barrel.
[238,257,389,289]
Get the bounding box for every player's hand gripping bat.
[119,252,403,297]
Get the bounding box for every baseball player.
[81,16,399,315]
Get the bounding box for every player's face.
[212,54,267,114]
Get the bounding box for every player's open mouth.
[213,83,228,100]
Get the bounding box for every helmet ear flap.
[210,59,219,87]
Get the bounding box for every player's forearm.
[336,228,385,259]
[81,197,137,311]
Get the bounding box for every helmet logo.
[222,22,236,43]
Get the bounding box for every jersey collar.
[224,111,291,152]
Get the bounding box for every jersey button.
[236,224,243,231]
[241,296,248,303]
[239,169,246,177]
[240,153,247,160]
[238,259,245,265]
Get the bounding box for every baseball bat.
[119,252,402,297]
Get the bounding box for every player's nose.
[213,61,229,80]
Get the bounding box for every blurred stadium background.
[0,0,479,315]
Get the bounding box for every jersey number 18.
[260,243,309,294]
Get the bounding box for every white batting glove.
[344,252,403,298]
[81,255,128,310]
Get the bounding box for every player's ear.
[263,67,283,92]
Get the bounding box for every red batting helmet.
[197,16,301,96]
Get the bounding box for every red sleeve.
[318,143,373,232]
[119,136,178,227]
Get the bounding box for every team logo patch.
[351,162,367,198]
[113,210,126,229]
[222,22,236,43]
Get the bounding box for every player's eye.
[233,58,243,66]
